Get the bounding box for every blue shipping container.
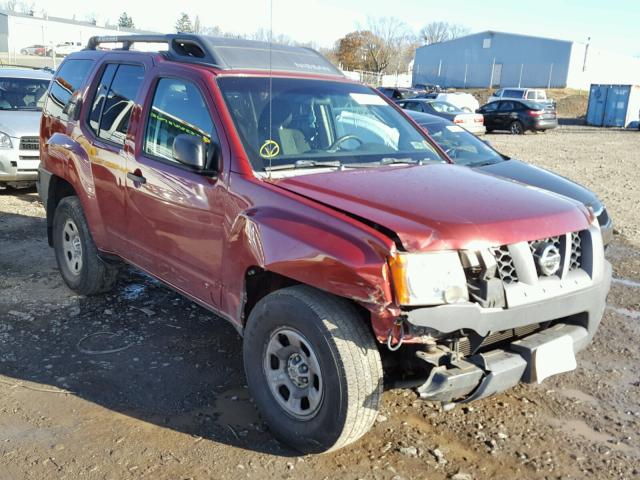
[587,84,640,128]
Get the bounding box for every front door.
[124,72,225,307]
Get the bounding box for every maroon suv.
[38,35,611,453]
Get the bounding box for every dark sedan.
[478,99,558,134]
[406,110,612,244]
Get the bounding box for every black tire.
[243,285,383,453]
[510,120,525,135]
[52,196,118,295]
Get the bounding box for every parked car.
[405,110,613,245]
[39,34,610,454]
[414,82,442,93]
[398,98,485,135]
[20,44,46,56]
[478,99,558,134]
[377,86,420,101]
[53,42,83,57]
[421,91,480,113]
[489,88,552,105]
[0,67,52,189]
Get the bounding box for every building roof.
[0,9,157,35]
[417,30,575,50]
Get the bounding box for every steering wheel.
[327,134,364,152]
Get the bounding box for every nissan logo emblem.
[534,243,561,276]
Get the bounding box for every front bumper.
[0,138,40,184]
[405,260,611,351]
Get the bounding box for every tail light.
[528,110,543,117]
[453,116,465,124]
[474,115,484,124]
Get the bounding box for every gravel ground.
[1,127,639,480]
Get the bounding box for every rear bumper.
[462,124,486,136]
[533,118,558,130]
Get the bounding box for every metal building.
[412,31,640,90]
[0,9,154,57]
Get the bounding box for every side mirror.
[172,134,207,170]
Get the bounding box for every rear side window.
[504,89,523,98]
[45,59,93,120]
[499,101,515,111]
[144,78,215,162]
[87,64,145,145]
[483,102,499,112]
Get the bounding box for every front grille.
[570,232,582,270]
[456,323,541,356]
[19,136,39,151]
[491,231,586,285]
[493,245,518,284]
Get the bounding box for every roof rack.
[85,34,344,77]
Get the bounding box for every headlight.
[389,251,469,306]
[0,132,13,149]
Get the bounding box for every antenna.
[267,0,274,177]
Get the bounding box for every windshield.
[217,77,443,172]
[421,122,504,166]
[0,77,50,111]
[430,101,463,114]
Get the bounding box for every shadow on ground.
[0,207,296,457]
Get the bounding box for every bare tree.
[361,17,414,73]
[420,21,470,45]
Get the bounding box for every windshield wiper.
[343,157,434,168]
[264,159,342,172]
[468,160,500,168]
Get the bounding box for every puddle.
[547,417,634,454]
[612,277,640,289]
[214,387,260,429]
[556,388,598,404]
[607,306,640,320]
[121,283,146,301]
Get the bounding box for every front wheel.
[510,120,525,135]
[52,196,118,295]
[243,285,383,453]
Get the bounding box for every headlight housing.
[0,132,13,149]
[389,251,469,306]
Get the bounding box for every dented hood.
[272,164,591,252]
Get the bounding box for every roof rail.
[84,34,344,77]
[85,34,222,67]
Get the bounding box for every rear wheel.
[243,285,383,453]
[510,120,524,135]
[53,196,118,295]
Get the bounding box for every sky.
[32,0,640,57]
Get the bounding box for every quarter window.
[46,59,94,120]
[87,64,144,145]
[144,78,215,162]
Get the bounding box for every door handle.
[127,171,147,184]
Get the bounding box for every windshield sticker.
[349,93,387,106]
[411,141,429,150]
[446,125,465,133]
[259,139,280,159]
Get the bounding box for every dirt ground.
[1,126,639,480]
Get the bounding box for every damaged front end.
[382,222,611,405]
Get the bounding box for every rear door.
[124,65,227,307]
[81,57,147,253]
[496,101,515,128]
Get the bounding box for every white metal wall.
[567,43,640,89]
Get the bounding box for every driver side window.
[144,78,217,163]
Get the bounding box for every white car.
[53,42,83,57]
[488,88,551,104]
[0,67,52,189]
[422,92,480,113]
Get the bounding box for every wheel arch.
[45,174,78,246]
